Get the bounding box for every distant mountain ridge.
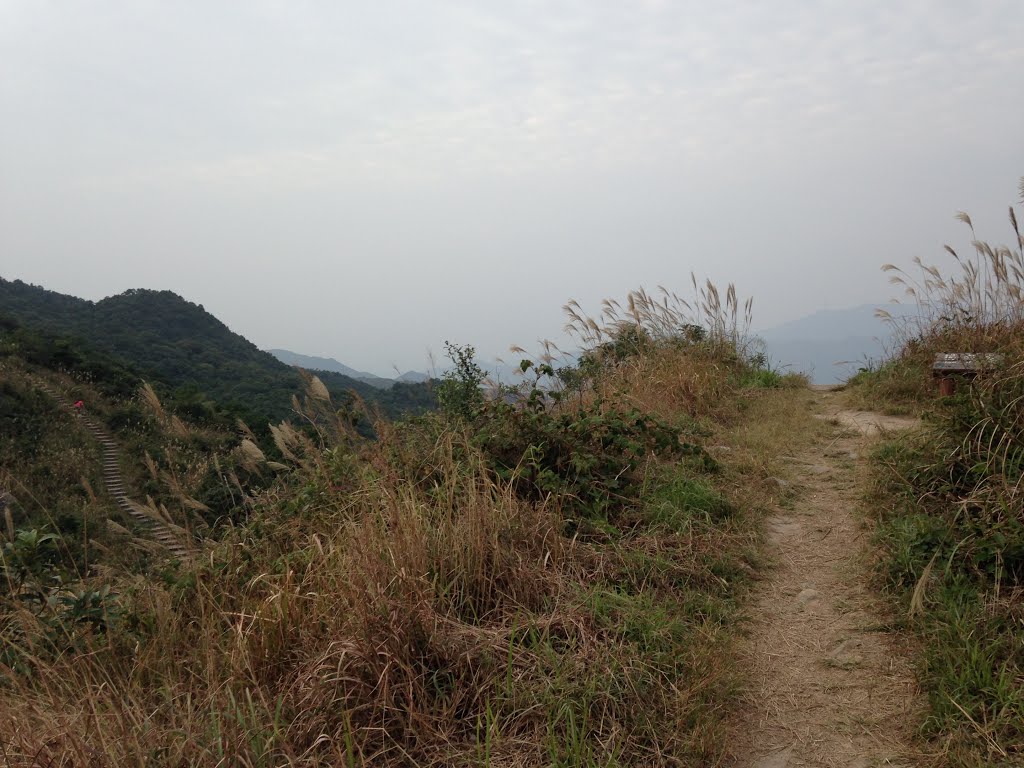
[266,348,433,389]
[268,348,526,387]
[756,303,914,384]
[267,349,394,388]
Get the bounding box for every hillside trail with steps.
[35,381,191,560]
[730,387,926,768]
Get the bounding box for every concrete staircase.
[36,381,191,560]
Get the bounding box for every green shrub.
[435,341,485,421]
[472,396,685,518]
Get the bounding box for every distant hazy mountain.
[396,370,430,383]
[267,348,435,389]
[268,345,530,388]
[756,303,915,384]
[267,349,393,389]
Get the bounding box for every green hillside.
[0,317,249,525]
[0,278,434,421]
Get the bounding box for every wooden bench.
[932,353,1004,395]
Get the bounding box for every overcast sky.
[2,1,1022,375]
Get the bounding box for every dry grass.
[854,178,1024,764]
[596,344,738,423]
[850,181,1024,414]
[726,387,824,462]
[0,287,774,766]
[878,181,1024,360]
[0,431,743,765]
[1,460,567,765]
[564,278,753,355]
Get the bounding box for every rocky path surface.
[731,389,924,768]
[36,380,191,560]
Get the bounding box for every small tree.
[436,342,485,421]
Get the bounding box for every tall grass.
[858,177,1024,764]
[880,196,1024,349]
[856,178,1024,411]
[564,277,753,355]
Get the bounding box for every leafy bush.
[435,341,485,421]
[473,394,685,518]
[429,348,690,518]
[0,528,119,671]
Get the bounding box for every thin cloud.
[0,1,1021,372]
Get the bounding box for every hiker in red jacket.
[73,400,84,415]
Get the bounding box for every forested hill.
[0,278,435,420]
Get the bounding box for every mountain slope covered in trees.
[0,278,435,420]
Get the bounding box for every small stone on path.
[796,587,821,610]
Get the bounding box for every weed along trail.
[732,387,923,768]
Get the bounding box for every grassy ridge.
[0,283,797,765]
[853,179,1024,765]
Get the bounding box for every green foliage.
[56,583,120,634]
[914,579,1024,759]
[0,528,119,670]
[738,368,784,389]
[875,371,1024,583]
[426,352,692,519]
[0,280,435,423]
[647,474,733,529]
[474,398,684,519]
[0,373,99,530]
[0,378,60,459]
[314,370,436,420]
[0,284,759,763]
[596,324,655,363]
[868,370,1024,761]
[436,341,486,421]
[734,351,807,389]
[2,529,61,592]
[846,355,932,414]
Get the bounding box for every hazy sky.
[2,1,1022,375]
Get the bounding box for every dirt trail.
[731,389,924,768]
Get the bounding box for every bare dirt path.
[730,388,925,768]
